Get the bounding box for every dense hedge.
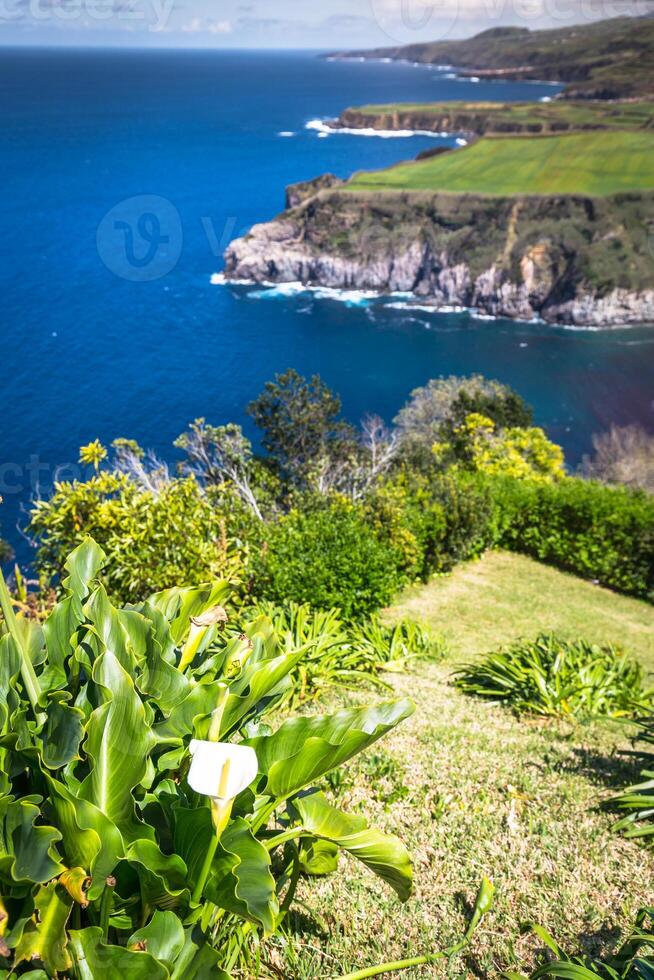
[487,475,654,601]
[253,498,404,619]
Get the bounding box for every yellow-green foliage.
[437,413,565,482]
[29,472,247,599]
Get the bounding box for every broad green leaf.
[61,538,106,602]
[128,910,185,964]
[69,927,168,980]
[0,798,63,887]
[80,649,156,842]
[169,927,233,979]
[215,649,312,739]
[14,881,72,973]
[42,696,85,769]
[298,838,339,876]
[45,774,123,895]
[83,586,141,674]
[125,839,190,911]
[149,581,232,645]
[154,680,227,743]
[292,791,413,900]
[206,817,278,933]
[246,699,415,798]
[173,807,214,890]
[137,603,190,714]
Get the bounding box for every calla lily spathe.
[188,740,258,802]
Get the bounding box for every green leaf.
[215,649,312,739]
[292,791,413,900]
[206,817,278,934]
[128,910,185,965]
[61,538,106,601]
[125,839,190,911]
[42,696,85,769]
[169,927,233,979]
[246,699,415,798]
[298,838,339,876]
[14,881,72,974]
[173,807,214,890]
[80,649,156,842]
[137,603,190,714]
[45,775,123,895]
[69,927,169,980]
[0,798,63,887]
[149,581,232,646]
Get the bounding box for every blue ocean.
[1,48,653,561]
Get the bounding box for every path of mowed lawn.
[389,550,654,669]
[347,131,654,196]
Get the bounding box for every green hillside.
[347,130,654,197]
[335,15,654,99]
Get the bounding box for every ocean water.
[1,48,653,562]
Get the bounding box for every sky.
[0,0,650,47]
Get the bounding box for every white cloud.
[181,15,232,34]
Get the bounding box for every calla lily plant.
[0,538,415,978]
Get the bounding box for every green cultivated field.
[347,130,654,197]
[348,100,654,132]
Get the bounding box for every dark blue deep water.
[1,48,653,560]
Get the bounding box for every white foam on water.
[305,118,448,139]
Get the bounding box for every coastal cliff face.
[224,187,654,327]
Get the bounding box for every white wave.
[469,76,480,83]
[540,96,552,103]
[210,272,256,287]
[456,137,468,146]
[305,118,448,139]
[444,72,457,79]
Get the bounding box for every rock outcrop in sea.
[224,179,654,328]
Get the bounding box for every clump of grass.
[609,713,654,843]
[246,601,444,705]
[454,633,653,719]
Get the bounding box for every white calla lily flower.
[188,740,258,802]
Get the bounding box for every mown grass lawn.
[272,554,654,978]
[346,131,654,197]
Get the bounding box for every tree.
[583,425,654,493]
[248,369,357,487]
[394,375,533,462]
[175,419,264,520]
[442,413,564,482]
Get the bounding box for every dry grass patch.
[274,662,654,978]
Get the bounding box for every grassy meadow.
[346,131,654,197]
[278,553,654,977]
[345,100,654,133]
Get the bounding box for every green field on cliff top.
[346,130,654,197]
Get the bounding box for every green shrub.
[488,475,654,601]
[454,634,652,718]
[0,538,414,977]
[251,497,405,618]
[29,473,251,600]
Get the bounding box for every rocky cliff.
[223,186,654,328]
